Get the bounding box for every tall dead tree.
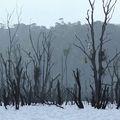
[113,57,120,109]
[24,27,54,103]
[73,69,84,108]
[74,0,118,109]
[13,45,23,110]
[0,10,21,109]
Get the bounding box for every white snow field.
[0,104,120,120]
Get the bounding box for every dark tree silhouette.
[74,0,118,109]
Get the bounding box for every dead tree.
[0,11,21,109]
[113,57,120,109]
[13,53,23,110]
[56,80,62,105]
[3,89,8,109]
[72,68,84,108]
[24,27,54,103]
[74,0,118,109]
[107,62,115,104]
[46,74,60,102]
[41,31,54,101]
[0,57,5,104]
[21,61,33,105]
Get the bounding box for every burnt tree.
[74,0,118,109]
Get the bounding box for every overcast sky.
[0,0,120,27]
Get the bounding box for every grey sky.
[0,0,120,27]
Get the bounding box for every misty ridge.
[0,21,120,97]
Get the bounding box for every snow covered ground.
[0,104,119,120]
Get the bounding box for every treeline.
[0,26,120,110]
[0,26,84,110]
[0,0,120,110]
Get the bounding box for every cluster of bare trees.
[75,0,120,109]
[0,0,119,110]
[0,25,62,109]
[0,15,81,109]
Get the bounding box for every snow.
[0,104,120,120]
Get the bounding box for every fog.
[0,0,120,27]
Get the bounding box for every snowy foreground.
[0,104,120,120]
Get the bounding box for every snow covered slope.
[0,104,119,120]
